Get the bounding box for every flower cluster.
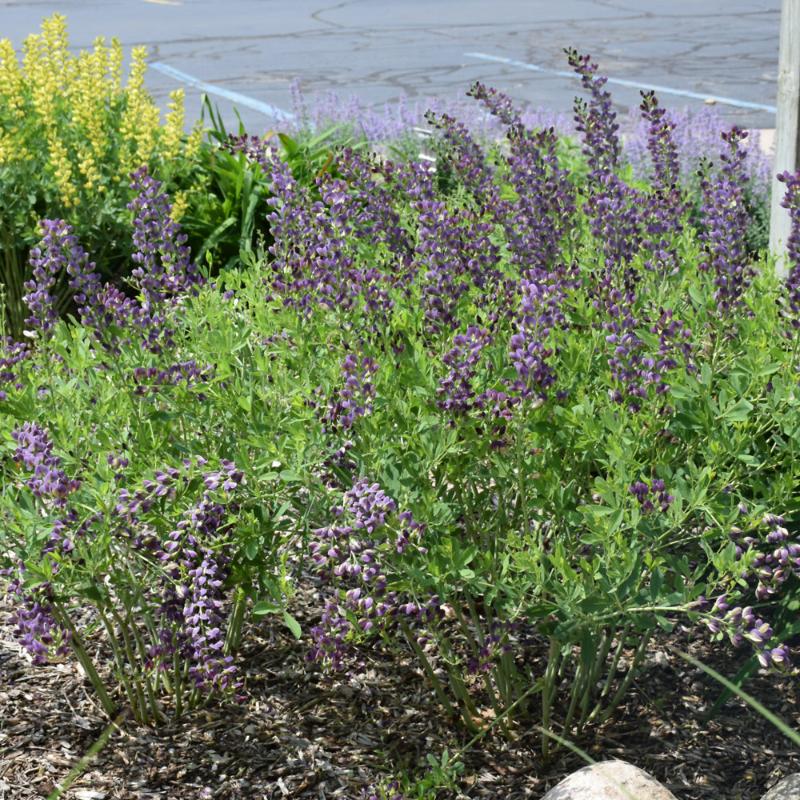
[22,220,66,333]
[425,110,500,208]
[704,515,800,669]
[628,478,674,514]
[131,360,214,396]
[12,421,80,505]
[324,354,379,432]
[115,458,245,692]
[308,479,429,670]
[328,149,413,265]
[585,172,644,272]
[21,171,201,353]
[5,575,69,665]
[467,83,576,273]
[565,47,620,174]
[639,91,684,239]
[0,338,31,401]
[437,326,492,414]
[602,292,691,412]
[777,169,800,329]
[465,620,513,675]
[128,166,201,310]
[415,199,500,333]
[508,277,567,400]
[265,151,356,314]
[698,128,753,314]
[504,124,576,273]
[467,81,521,127]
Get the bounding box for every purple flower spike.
[11,422,80,506]
[437,326,492,414]
[128,167,201,311]
[777,169,800,329]
[565,48,621,174]
[23,219,87,334]
[698,128,753,314]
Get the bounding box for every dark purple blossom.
[639,91,685,238]
[0,338,31,401]
[118,459,244,692]
[777,170,800,329]
[437,326,492,414]
[6,575,69,665]
[698,128,753,314]
[128,167,201,311]
[425,110,501,209]
[324,354,379,432]
[12,422,80,506]
[23,219,74,333]
[508,277,566,400]
[565,48,621,174]
[586,172,645,272]
[629,477,674,514]
[131,360,214,396]
[469,82,576,272]
[705,515,800,670]
[308,479,429,670]
[467,81,522,127]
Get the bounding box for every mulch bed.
[2,588,798,800]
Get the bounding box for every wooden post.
[770,0,800,277]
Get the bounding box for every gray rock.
[761,774,800,800]
[541,759,678,800]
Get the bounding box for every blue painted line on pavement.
[150,61,295,121]
[464,52,777,114]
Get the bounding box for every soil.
[1,588,799,800]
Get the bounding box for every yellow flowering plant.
[0,15,202,337]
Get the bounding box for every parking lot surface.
[1,0,780,133]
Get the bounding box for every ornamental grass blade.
[671,647,800,748]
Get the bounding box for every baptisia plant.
[1,170,307,723]
[240,50,800,752]
[2,42,800,764]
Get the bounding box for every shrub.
[1,49,797,758]
[0,14,202,337]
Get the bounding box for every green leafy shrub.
[1,51,797,770]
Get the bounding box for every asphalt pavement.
[0,0,781,135]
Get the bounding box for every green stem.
[47,709,129,800]
[591,632,650,727]
[400,619,457,719]
[457,600,507,734]
[225,586,248,653]
[562,648,586,735]
[116,594,166,724]
[541,637,561,759]
[98,606,148,724]
[583,628,613,716]
[53,604,116,718]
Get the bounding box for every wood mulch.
[1,588,798,800]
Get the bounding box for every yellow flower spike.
[186,124,204,161]
[47,133,78,208]
[23,33,55,127]
[40,14,74,90]
[71,44,109,171]
[120,45,154,173]
[163,88,186,162]
[0,39,25,120]
[108,38,123,95]
[170,190,189,222]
